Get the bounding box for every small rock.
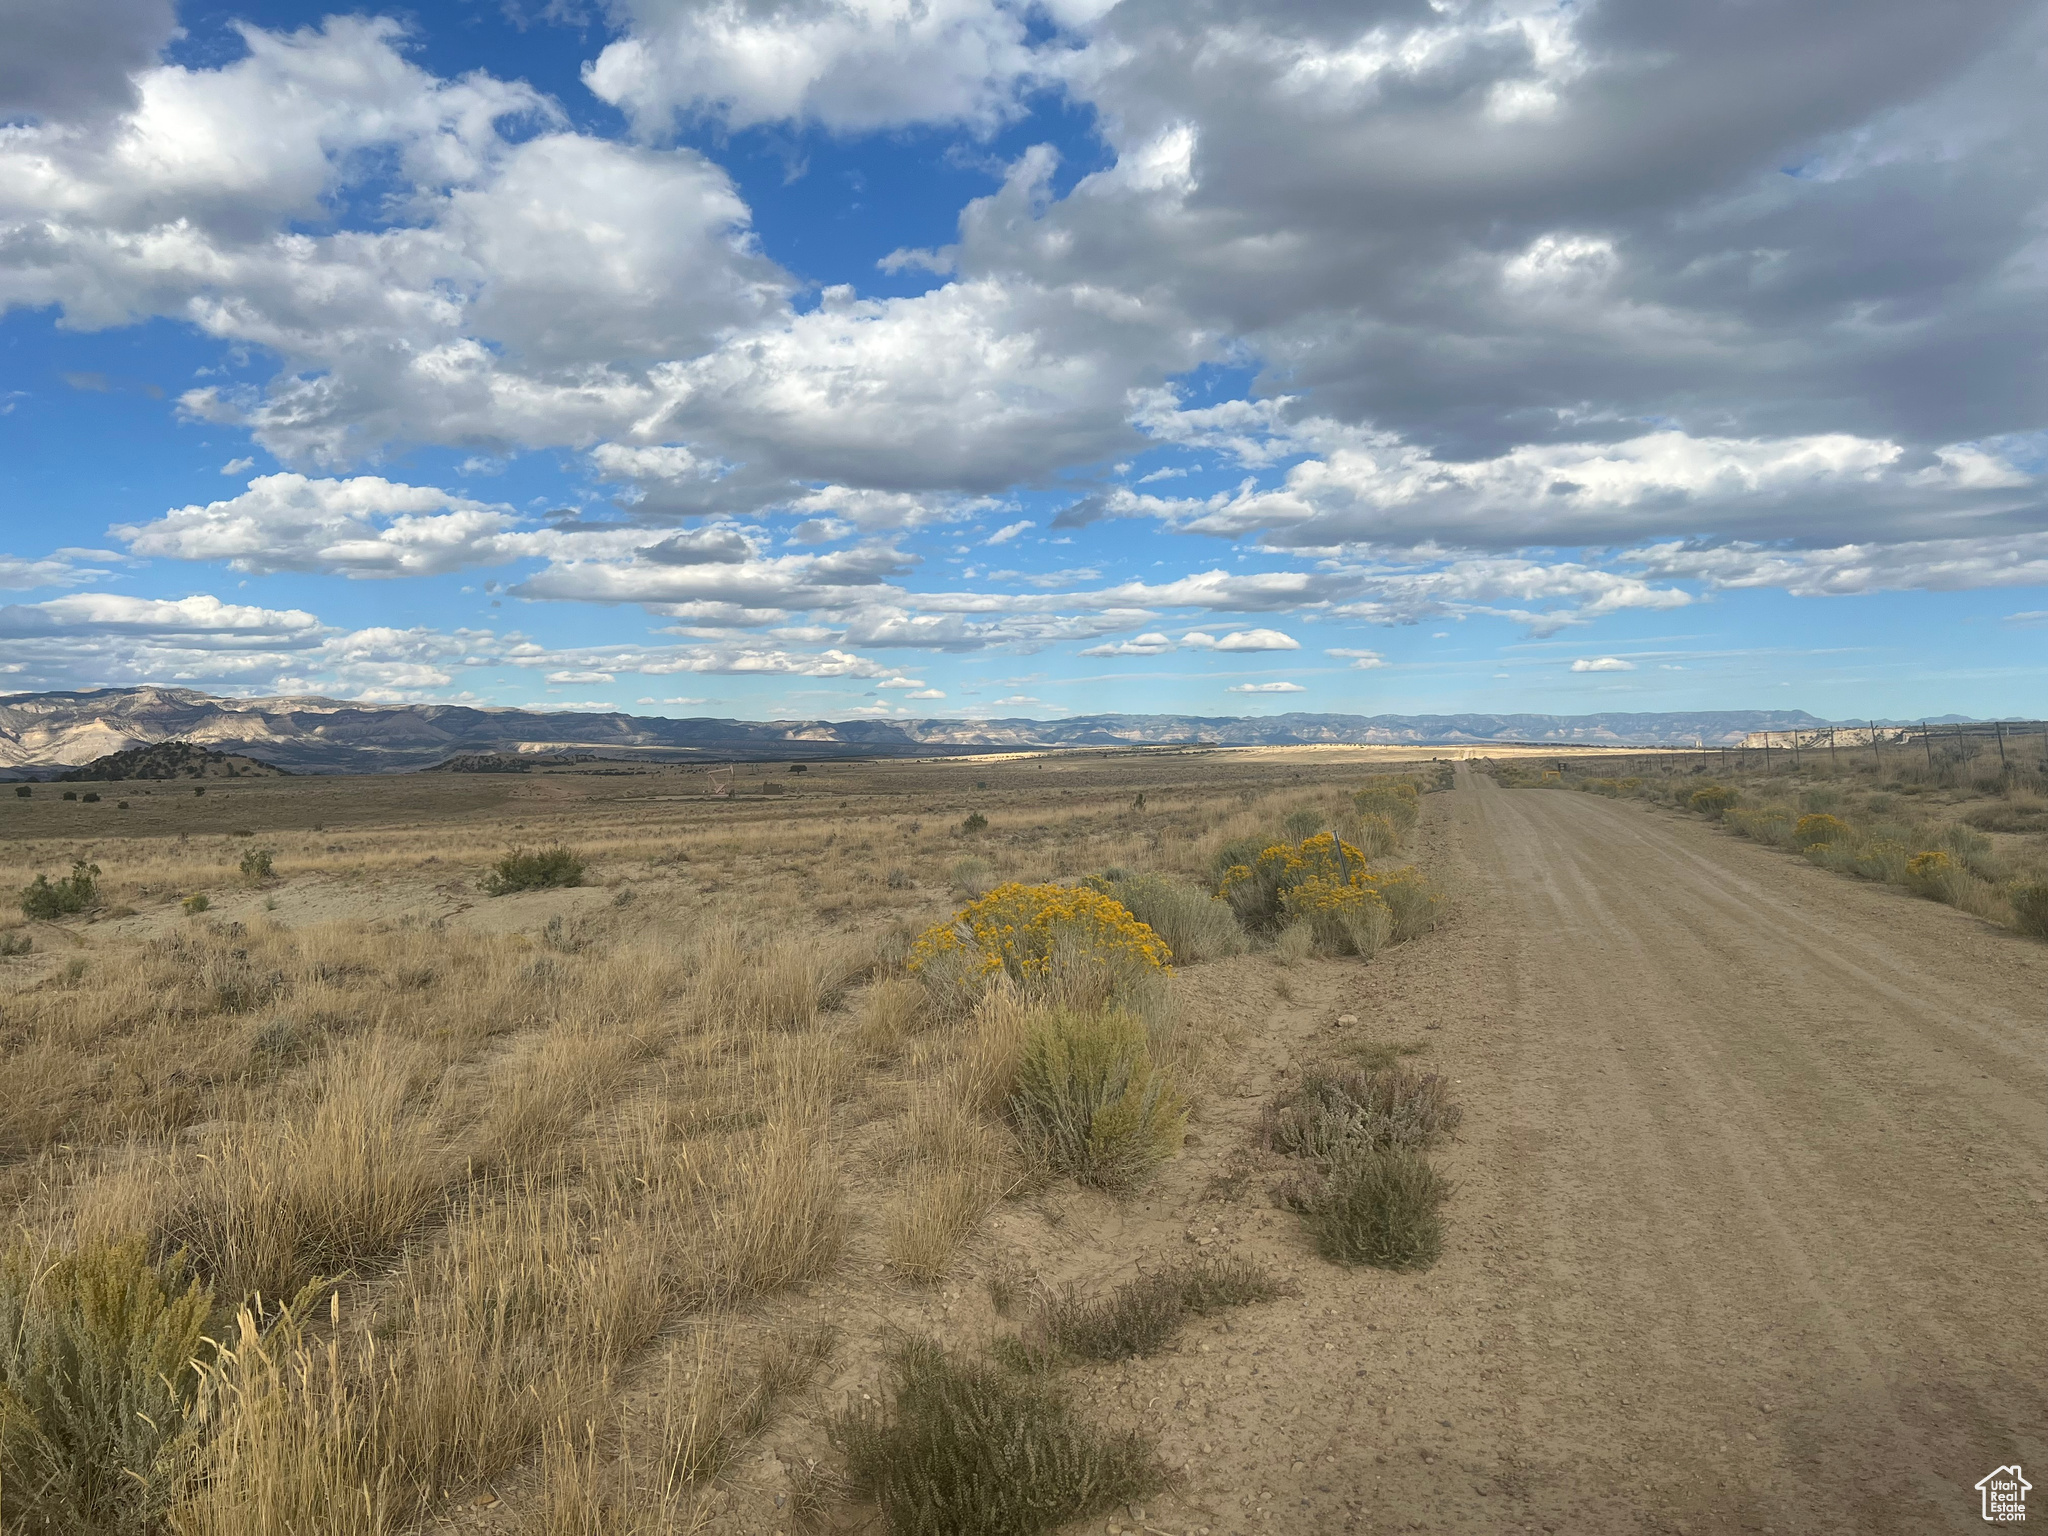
[470,1491,498,1508]
[1336,1013,1358,1026]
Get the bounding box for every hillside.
[0,686,1836,775]
[56,738,290,782]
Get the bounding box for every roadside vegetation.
[0,748,1454,1530]
[1488,735,2048,940]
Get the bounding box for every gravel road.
[1340,767,2047,1533]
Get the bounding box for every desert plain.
[1,744,2042,1535]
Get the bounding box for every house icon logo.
[1978,1465,2030,1523]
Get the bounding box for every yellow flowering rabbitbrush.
[1218,832,1440,952]
[907,882,1170,1014]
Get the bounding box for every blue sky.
[3,0,2045,723]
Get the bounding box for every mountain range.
[0,687,1879,775]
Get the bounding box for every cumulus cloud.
[1076,632,1175,657]
[0,592,323,641]
[1327,648,1386,669]
[584,0,1112,134]
[118,474,540,577]
[0,0,176,122]
[1181,628,1300,652]
[1571,657,1635,673]
[6,0,2045,702]
[1226,681,1305,693]
[0,551,117,591]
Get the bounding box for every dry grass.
[0,745,1451,1528]
[156,1035,454,1304]
[885,1090,1013,1283]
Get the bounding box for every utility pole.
[1870,722,1882,772]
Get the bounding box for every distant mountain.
[0,686,1839,775]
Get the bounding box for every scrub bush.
[1009,1008,1185,1193]
[829,1336,1159,1536]
[0,1239,214,1534]
[20,862,99,920]
[1080,871,1245,963]
[908,882,1169,1016]
[1281,1147,1450,1270]
[481,845,585,894]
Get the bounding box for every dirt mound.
[57,739,290,782]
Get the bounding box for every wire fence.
[1492,720,2048,786]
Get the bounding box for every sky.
[1,0,2045,725]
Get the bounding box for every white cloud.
[1206,628,1299,652]
[220,457,254,475]
[1077,631,1175,657]
[546,670,616,684]
[0,552,114,591]
[1227,681,1306,693]
[0,592,323,641]
[904,688,946,699]
[1627,533,2048,597]
[985,519,1033,546]
[1327,647,1385,669]
[1570,657,1635,673]
[118,473,540,577]
[583,0,1111,135]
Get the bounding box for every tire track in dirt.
[1429,768,2047,1534]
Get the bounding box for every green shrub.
[12,785,27,798]
[1010,1009,1185,1193]
[181,894,209,916]
[480,845,585,894]
[1347,811,1400,858]
[238,847,274,881]
[1849,839,1911,883]
[81,792,100,804]
[1260,1063,1462,1160]
[61,791,76,802]
[1688,784,1737,818]
[961,811,989,834]
[1727,807,1795,848]
[19,862,100,920]
[2011,882,2048,939]
[1080,871,1246,963]
[1282,1147,1450,1270]
[1033,1256,1285,1361]
[0,1238,214,1534]
[1282,807,1325,841]
[1352,778,1420,836]
[1935,823,1997,878]
[949,855,996,898]
[828,1336,1159,1536]
[0,932,31,957]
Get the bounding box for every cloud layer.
[1,1,2042,703]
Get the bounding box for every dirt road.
[1099,768,2046,1535]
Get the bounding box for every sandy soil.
[993,765,2046,1536]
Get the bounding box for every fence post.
[1870,722,1882,772]
[1829,725,1838,771]
[1922,723,1934,772]
[1995,719,2007,767]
